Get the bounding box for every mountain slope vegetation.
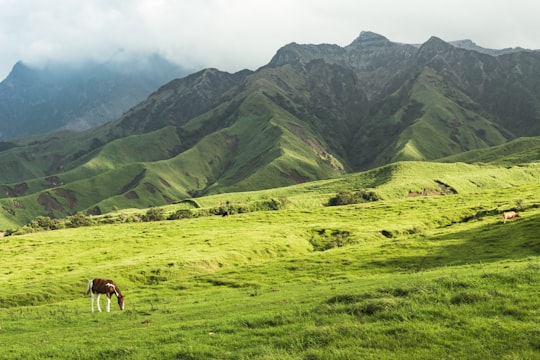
[0,32,539,226]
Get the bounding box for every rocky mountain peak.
[349,31,392,47]
[267,42,344,68]
[450,39,531,56]
[3,61,35,85]
[417,36,456,56]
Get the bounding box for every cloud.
[1,0,539,81]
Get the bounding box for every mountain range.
[0,53,188,140]
[0,31,539,227]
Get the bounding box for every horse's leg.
[90,292,95,313]
[96,293,102,312]
[106,294,111,312]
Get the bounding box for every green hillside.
[439,136,540,165]
[1,161,539,359]
[0,76,352,226]
[2,142,540,230]
[1,34,540,226]
[389,68,509,161]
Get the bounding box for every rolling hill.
[1,155,539,358]
[0,31,539,227]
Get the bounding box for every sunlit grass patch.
[1,177,540,358]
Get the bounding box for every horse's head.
[118,295,125,310]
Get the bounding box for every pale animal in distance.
[503,211,521,224]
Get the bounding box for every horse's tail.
[85,279,93,295]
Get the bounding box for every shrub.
[210,200,258,217]
[125,213,143,223]
[248,198,289,212]
[66,212,94,228]
[327,190,380,206]
[309,228,353,251]
[2,228,18,236]
[30,216,52,229]
[209,204,232,216]
[168,209,193,220]
[26,216,65,231]
[143,207,165,222]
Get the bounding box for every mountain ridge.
[0,32,539,226]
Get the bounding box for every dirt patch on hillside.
[121,169,147,194]
[289,123,325,153]
[3,183,28,197]
[38,192,65,212]
[124,191,139,199]
[44,176,64,188]
[145,182,159,194]
[54,188,77,208]
[408,180,457,197]
[159,177,171,188]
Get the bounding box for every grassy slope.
[1,62,537,226]
[439,136,540,165]
[0,87,349,225]
[1,160,539,359]
[387,68,509,163]
[188,161,540,212]
[2,154,539,230]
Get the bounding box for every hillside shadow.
[375,213,540,272]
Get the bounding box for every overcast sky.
[1,0,539,81]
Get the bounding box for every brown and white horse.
[85,278,125,312]
[503,211,521,224]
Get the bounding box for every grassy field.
[1,163,539,359]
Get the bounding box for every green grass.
[440,136,540,165]
[1,169,539,358]
[390,68,510,163]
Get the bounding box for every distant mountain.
[0,31,539,227]
[0,53,189,140]
[449,39,531,56]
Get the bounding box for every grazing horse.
[503,211,521,224]
[86,278,125,312]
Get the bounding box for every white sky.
[1,0,539,81]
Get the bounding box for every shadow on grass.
[374,213,540,271]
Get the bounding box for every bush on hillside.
[309,228,354,251]
[29,216,65,231]
[248,198,289,212]
[168,209,194,220]
[125,213,143,223]
[66,212,94,228]
[143,207,165,222]
[327,190,380,206]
